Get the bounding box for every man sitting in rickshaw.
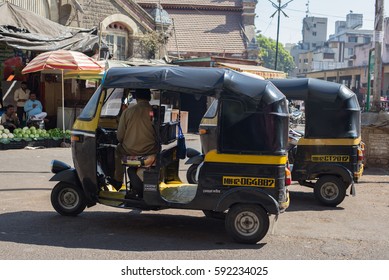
[109,89,159,198]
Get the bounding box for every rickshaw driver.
[109,89,159,197]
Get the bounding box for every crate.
[0,140,27,150]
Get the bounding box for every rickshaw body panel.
[70,86,105,204]
[292,138,360,185]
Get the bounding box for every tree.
[256,34,295,74]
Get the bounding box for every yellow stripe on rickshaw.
[297,137,361,146]
[204,150,287,165]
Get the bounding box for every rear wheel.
[51,182,86,216]
[225,204,269,244]
[314,175,346,207]
[186,164,199,184]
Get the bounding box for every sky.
[255,0,387,45]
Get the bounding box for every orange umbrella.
[22,50,103,73]
[22,50,104,135]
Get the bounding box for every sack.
[176,122,186,159]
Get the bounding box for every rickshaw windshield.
[203,99,218,119]
[101,88,125,117]
[78,85,102,120]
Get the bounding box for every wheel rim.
[320,182,339,201]
[58,187,80,210]
[234,211,260,237]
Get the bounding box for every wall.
[361,126,389,168]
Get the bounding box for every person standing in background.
[14,81,30,124]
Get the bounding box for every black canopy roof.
[102,66,286,105]
[271,78,360,138]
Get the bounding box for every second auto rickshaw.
[271,78,364,206]
[49,67,290,244]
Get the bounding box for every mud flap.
[350,182,356,197]
[271,214,279,234]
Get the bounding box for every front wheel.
[186,164,199,184]
[51,182,86,216]
[225,204,269,244]
[314,175,346,207]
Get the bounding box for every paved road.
[0,138,389,260]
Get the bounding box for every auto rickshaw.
[271,78,364,207]
[49,66,290,244]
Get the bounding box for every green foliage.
[257,34,295,74]
[140,31,167,59]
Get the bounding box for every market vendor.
[1,104,20,132]
[14,82,30,124]
[24,92,47,120]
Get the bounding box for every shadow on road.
[286,191,345,212]
[0,211,266,252]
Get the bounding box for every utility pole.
[268,0,294,70]
[372,0,384,111]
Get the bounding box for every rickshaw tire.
[186,164,199,184]
[203,210,226,220]
[314,175,346,207]
[51,182,86,216]
[225,204,269,244]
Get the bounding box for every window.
[348,36,358,43]
[313,23,317,28]
[364,37,371,44]
[203,99,218,119]
[106,34,127,60]
[312,43,316,48]
[105,22,129,60]
[348,48,354,56]
[313,32,317,36]
[219,99,283,154]
[304,58,309,63]
[323,53,335,59]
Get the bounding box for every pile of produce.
[0,125,71,144]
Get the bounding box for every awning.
[216,62,287,79]
[0,2,106,53]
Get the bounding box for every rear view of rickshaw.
[49,67,290,244]
[271,78,364,207]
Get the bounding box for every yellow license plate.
[311,155,350,162]
[222,176,275,188]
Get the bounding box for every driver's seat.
[121,154,156,198]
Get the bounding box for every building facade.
[136,0,259,59]
[302,16,328,50]
[2,0,259,60]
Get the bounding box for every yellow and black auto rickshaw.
[271,78,364,207]
[49,67,290,244]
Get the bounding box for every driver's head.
[133,89,151,101]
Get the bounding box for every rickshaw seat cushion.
[121,154,156,167]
